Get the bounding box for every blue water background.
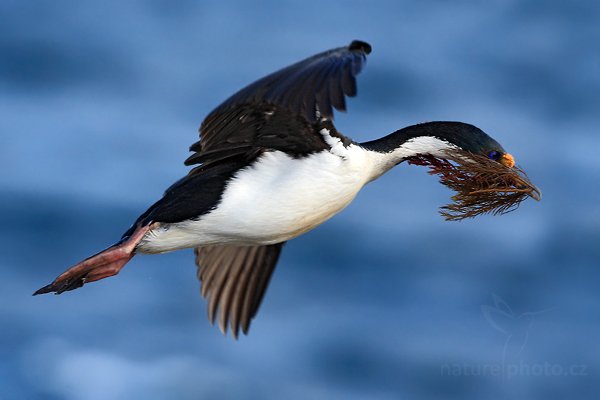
[1,1,599,399]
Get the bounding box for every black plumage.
[185,40,370,168]
[362,121,506,156]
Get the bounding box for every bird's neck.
[360,122,459,181]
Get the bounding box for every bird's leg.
[33,223,158,295]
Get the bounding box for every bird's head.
[393,121,516,168]
[379,121,541,220]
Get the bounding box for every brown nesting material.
[407,149,541,221]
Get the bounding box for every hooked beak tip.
[530,185,542,201]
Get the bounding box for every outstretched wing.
[186,42,370,337]
[195,243,284,338]
[185,40,372,169]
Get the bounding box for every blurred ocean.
[2,1,599,399]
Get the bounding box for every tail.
[33,223,156,295]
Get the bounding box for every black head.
[362,121,515,167]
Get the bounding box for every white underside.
[137,134,455,253]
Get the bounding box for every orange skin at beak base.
[500,153,515,168]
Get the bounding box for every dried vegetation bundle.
[407,149,541,221]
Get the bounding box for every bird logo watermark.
[440,294,587,380]
[480,294,552,367]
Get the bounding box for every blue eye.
[488,151,501,160]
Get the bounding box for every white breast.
[139,142,375,253]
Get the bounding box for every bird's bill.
[503,154,541,201]
[528,184,542,201]
[500,153,515,168]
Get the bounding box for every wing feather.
[195,243,284,338]
[185,40,371,169]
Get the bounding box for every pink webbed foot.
[33,223,155,295]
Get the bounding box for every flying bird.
[35,40,528,338]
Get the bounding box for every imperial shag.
[35,40,518,338]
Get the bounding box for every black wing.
[184,40,371,169]
[126,42,370,228]
[195,243,284,338]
